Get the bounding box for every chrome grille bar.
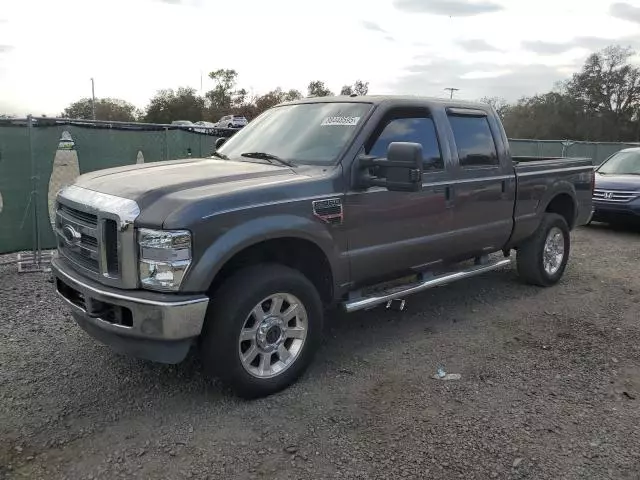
[55,185,141,289]
[593,189,638,203]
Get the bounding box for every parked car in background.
[592,147,640,225]
[193,121,216,134]
[215,115,248,128]
[171,120,195,131]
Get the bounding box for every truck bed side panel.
[509,159,593,246]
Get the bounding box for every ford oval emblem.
[62,224,81,246]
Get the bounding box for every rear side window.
[368,117,443,170]
[448,115,498,167]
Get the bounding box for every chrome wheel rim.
[543,227,565,275]
[238,293,308,379]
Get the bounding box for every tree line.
[59,72,370,126]
[53,44,640,142]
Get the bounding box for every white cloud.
[0,0,638,116]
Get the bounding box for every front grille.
[55,201,119,278]
[58,203,98,226]
[55,186,139,289]
[593,189,639,203]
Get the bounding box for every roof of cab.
[281,94,491,111]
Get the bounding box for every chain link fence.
[1,117,638,267]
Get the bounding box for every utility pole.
[91,78,96,120]
[444,87,459,99]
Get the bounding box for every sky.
[0,0,639,116]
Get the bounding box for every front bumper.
[52,256,209,364]
[592,198,640,221]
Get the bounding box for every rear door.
[344,107,457,285]
[445,108,515,258]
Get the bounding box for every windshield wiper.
[211,151,228,160]
[241,152,295,167]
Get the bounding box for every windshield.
[217,102,372,165]
[598,150,640,175]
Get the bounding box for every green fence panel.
[0,126,34,253]
[0,121,637,256]
[31,126,68,250]
[69,127,168,173]
[539,142,564,158]
[509,140,540,156]
[164,130,217,160]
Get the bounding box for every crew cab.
[51,96,594,398]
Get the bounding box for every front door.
[344,108,457,286]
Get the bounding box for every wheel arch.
[182,215,342,305]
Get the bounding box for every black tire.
[200,264,323,399]
[227,123,233,128]
[516,213,570,287]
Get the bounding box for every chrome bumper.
[52,256,209,363]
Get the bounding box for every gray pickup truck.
[52,96,594,398]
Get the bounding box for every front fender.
[181,214,345,293]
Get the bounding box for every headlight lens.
[138,228,192,291]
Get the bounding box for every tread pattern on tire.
[516,212,570,287]
[199,263,323,399]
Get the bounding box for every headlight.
[138,228,192,291]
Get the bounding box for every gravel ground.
[1,224,640,480]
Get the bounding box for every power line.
[444,87,460,99]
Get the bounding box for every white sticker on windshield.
[321,116,361,126]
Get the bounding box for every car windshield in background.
[217,102,372,165]
[598,150,640,175]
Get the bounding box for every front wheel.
[200,264,323,398]
[516,213,570,287]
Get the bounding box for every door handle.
[444,186,454,208]
[501,180,506,193]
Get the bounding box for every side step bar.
[343,258,513,313]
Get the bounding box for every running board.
[342,258,513,313]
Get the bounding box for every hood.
[76,158,300,206]
[595,172,640,191]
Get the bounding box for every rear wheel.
[200,264,323,398]
[516,213,570,286]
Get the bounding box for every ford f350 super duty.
[52,96,594,398]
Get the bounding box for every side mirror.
[215,137,227,149]
[356,142,423,192]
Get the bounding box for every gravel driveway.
[1,225,640,480]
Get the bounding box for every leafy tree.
[501,93,584,140]
[564,46,640,141]
[307,80,333,97]
[253,88,303,115]
[340,80,369,96]
[479,96,509,120]
[206,68,239,110]
[497,45,640,142]
[283,89,303,102]
[62,98,140,121]
[353,80,369,96]
[340,85,353,96]
[144,87,205,124]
